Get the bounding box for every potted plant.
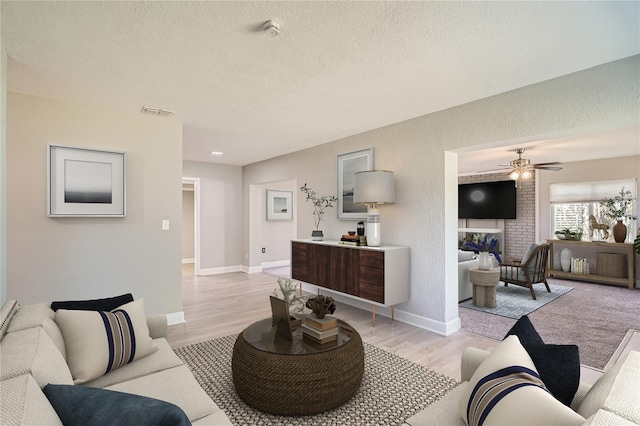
[599,187,637,243]
[463,235,502,270]
[299,183,338,240]
[272,277,305,328]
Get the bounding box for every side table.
[469,268,500,308]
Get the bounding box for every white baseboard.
[261,260,290,269]
[167,311,185,325]
[301,283,459,336]
[198,265,242,275]
[182,258,195,264]
[242,265,263,274]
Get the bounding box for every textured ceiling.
[2,1,639,168]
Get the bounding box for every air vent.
[141,106,174,117]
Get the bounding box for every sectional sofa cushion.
[51,293,134,312]
[55,298,158,384]
[458,335,585,426]
[0,327,73,387]
[0,374,63,426]
[577,351,640,422]
[43,384,190,426]
[105,364,227,424]
[6,303,67,359]
[0,299,19,342]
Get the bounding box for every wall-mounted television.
[458,180,516,219]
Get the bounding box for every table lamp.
[353,170,395,247]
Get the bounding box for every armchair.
[500,243,551,300]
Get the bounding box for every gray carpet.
[459,279,640,370]
[459,283,573,319]
[174,334,459,425]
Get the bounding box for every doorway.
[182,177,201,275]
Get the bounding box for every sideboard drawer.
[359,251,384,268]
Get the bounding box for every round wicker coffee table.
[231,318,364,415]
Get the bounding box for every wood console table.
[547,240,636,289]
[291,240,410,325]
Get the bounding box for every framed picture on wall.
[337,148,374,220]
[47,144,126,217]
[266,190,293,221]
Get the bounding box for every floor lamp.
[353,170,395,247]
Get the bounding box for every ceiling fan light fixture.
[522,169,532,179]
[509,170,520,180]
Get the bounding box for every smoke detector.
[263,20,280,37]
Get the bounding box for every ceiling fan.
[478,148,563,181]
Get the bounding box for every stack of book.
[339,234,360,246]
[302,315,338,346]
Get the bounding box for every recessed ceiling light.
[210,151,224,156]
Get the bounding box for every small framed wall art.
[47,144,126,217]
[337,147,374,220]
[266,190,293,221]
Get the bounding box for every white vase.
[560,248,572,272]
[553,250,561,270]
[478,252,492,270]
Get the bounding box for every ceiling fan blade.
[534,165,563,171]
[532,161,563,166]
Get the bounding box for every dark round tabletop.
[231,317,364,416]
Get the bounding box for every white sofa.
[0,299,231,425]
[405,343,640,425]
[458,250,478,302]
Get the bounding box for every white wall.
[7,93,183,315]
[0,33,7,305]
[182,189,195,261]
[243,56,640,334]
[182,161,243,273]
[260,179,297,266]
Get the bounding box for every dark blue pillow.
[51,293,134,312]
[43,384,191,426]
[524,344,580,406]
[504,315,580,406]
[504,315,544,345]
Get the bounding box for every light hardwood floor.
[167,265,498,381]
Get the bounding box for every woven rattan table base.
[231,329,364,415]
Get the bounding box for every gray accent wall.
[242,56,640,334]
[6,93,183,315]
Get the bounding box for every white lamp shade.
[353,170,395,205]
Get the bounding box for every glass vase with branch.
[300,183,338,240]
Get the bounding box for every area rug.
[262,266,291,278]
[174,334,459,425]
[459,283,573,319]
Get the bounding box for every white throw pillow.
[458,250,476,262]
[55,298,158,384]
[458,335,585,426]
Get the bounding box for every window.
[550,179,637,240]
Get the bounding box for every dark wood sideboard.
[291,240,410,324]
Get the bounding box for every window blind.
[550,179,637,203]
